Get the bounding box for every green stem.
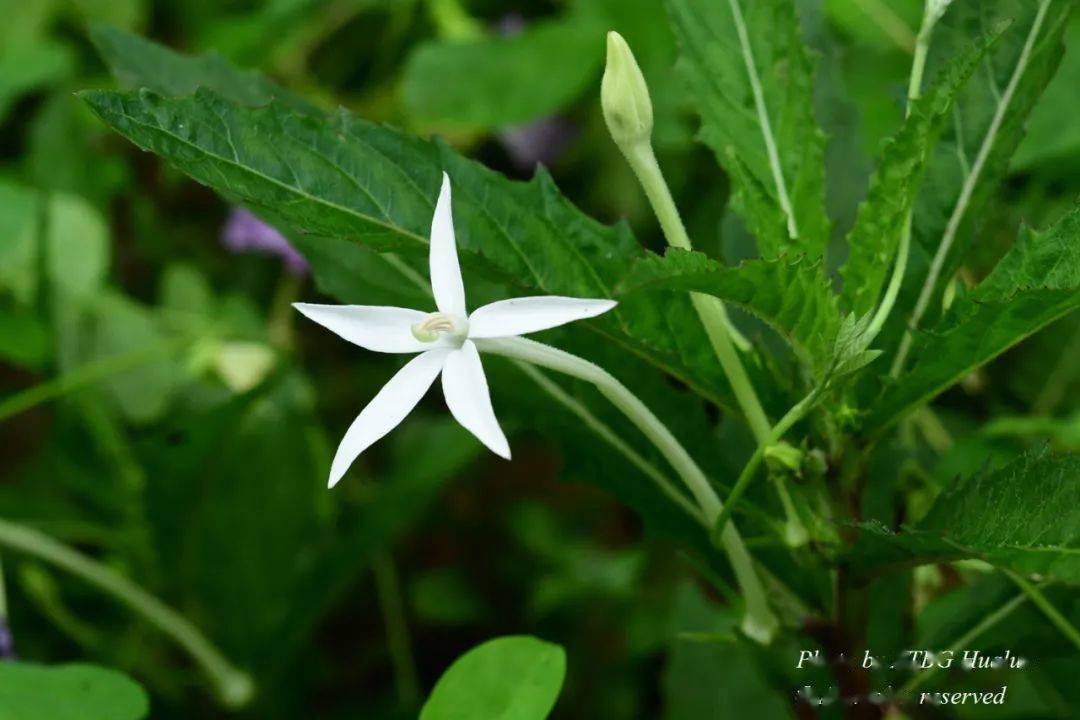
[372,552,420,708]
[621,141,770,442]
[0,518,253,706]
[513,361,706,526]
[475,336,778,643]
[1004,569,1080,651]
[898,591,1029,696]
[0,338,188,424]
[866,4,935,342]
[713,384,825,539]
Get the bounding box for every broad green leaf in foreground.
[868,206,1080,432]
[0,663,149,720]
[847,447,1080,584]
[666,0,829,259]
[420,636,566,720]
[839,24,1003,316]
[617,249,840,372]
[79,86,756,413]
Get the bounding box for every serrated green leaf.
[0,663,149,720]
[847,447,1080,584]
[88,23,317,113]
[420,636,566,720]
[905,0,1070,320]
[840,24,1003,316]
[617,248,840,371]
[79,86,757,413]
[666,0,829,258]
[868,206,1080,433]
[402,14,602,128]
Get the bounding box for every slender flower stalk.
[866,0,948,343]
[475,336,779,642]
[601,32,770,442]
[0,518,253,706]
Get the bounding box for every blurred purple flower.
[498,118,578,170]
[493,13,578,171]
[0,620,15,660]
[221,208,309,276]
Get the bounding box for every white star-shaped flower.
[295,173,617,487]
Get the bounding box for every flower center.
[411,312,468,344]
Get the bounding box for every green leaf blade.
[666,0,829,258]
[839,24,1004,316]
[0,663,149,720]
[868,206,1080,433]
[420,636,566,720]
[848,447,1080,584]
[617,248,841,371]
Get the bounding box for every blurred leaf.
[0,181,41,304]
[1014,12,1080,170]
[823,0,921,52]
[661,582,791,719]
[84,292,182,423]
[80,83,754,414]
[0,307,51,368]
[868,207,1080,432]
[617,249,840,371]
[410,567,486,626]
[0,663,148,720]
[848,446,1080,583]
[88,23,317,113]
[46,194,111,297]
[26,93,130,204]
[667,0,830,258]
[419,636,566,720]
[0,39,75,122]
[402,13,602,128]
[840,25,1002,316]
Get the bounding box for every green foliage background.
[1,0,1079,718]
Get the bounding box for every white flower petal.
[293,303,436,353]
[467,296,617,339]
[441,340,510,459]
[429,172,467,317]
[328,350,448,487]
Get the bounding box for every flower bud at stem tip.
[601,31,653,149]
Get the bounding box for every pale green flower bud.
[601,31,653,148]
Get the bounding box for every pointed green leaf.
[617,248,841,371]
[420,636,566,720]
[0,663,149,720]
[666,0,829,258]
[79,86,753,412]
[868,206,1080,432]
[839,24,1003,316]
[847,447,1080,584]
